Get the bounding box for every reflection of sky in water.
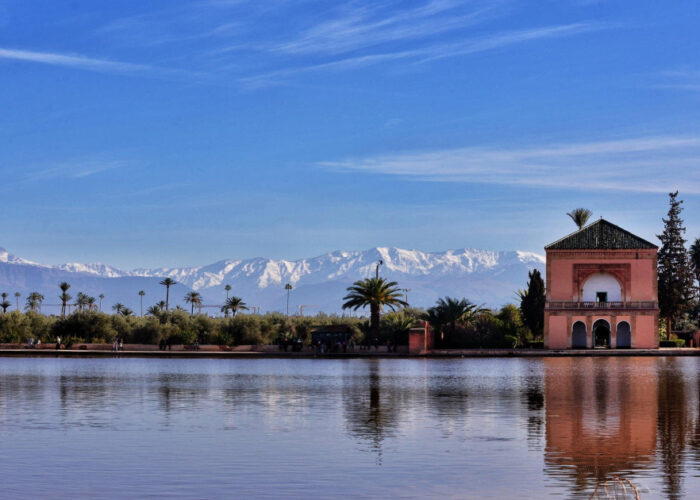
[0,357,698,499]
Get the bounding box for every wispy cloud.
[24,161,126,182]
[241,22,605,87]
[271,1,497,56]
[0,47,152,74]
[653,68,700,92]
[319,136,700,194]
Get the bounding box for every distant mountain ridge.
[0,246,544,314]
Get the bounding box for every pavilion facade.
[543,219,659,349]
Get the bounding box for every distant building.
[544,219,659,349]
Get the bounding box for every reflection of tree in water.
[657,359,691,500]
[426,376,469,437]
[521,375,544,444]
[342,363,403,463]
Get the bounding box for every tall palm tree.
[566,208,593,229]
[184,291,202,315]
[1,292,10,313]
[160,278,177,311]
[156,300,167,310]
[98,293,104,311]
[14,292,20,310]
[59,282,71,317]
[138,290,146,316]
[86,296,97,311]
[25,292,44,313]
[285,283,293,316]
[225,284,231,300]
[112,303,125,315]
[342,278,407,337]
[224,296,248,318]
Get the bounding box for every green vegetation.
[657,191,696,338]
[518,269,546,342]
[342,277,408,338]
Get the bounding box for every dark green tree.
[519,269,546,340]
[342,278,407,338]
[657,192,695,337]
[690,237,700,287]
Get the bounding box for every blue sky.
[2,0,700,268]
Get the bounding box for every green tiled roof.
[545,219,658,250]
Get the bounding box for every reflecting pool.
[0,357,698,499]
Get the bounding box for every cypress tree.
[657,191,695,338]
[520,269,546,340]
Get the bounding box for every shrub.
[660,339,686,348]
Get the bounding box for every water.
[0,356,698,499]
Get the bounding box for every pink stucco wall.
[544,248,659,349]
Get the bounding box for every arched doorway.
[572,321,587,348]
[593,319,611,348]
[616,321,631,349]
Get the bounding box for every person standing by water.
[119,338,124,351]
[55,336,61,350]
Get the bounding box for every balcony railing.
[546,301,658,310]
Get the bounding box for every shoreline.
[0,348,698,358]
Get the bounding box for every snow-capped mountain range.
[0,246,544,314]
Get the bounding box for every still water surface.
[0,356,698,499]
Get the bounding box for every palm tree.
[225,284,231,299]
[146,305,161,316]
[160,278,177,311]
[1,293,10,313]
[121,307,134,317]
[25,292,44,313]
[14,292,20,310]
[342,278,407,337]
[690,238,700,286]
[75,292,91,313]
[59,282,71,317]
[156,300,167,310]
[566,208,593,229]
[224,296,248,318]
[98,293,104,311]
[424,297,480,347]
[285,283,293,316]
[86,295,97,311]
[184,291,202,315]
[112,303,125,315]
[138,290,146,316]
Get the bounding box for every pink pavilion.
[544,219,659,349]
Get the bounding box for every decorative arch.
[582,273,623,302]
[573,263,631,301]
[572,321,587,348]
[616,321,631,349]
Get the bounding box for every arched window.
[582,274,622,302]
[572,321,587,348]
[617,321,631,349]
[593,319,611,348]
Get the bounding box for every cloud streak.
[241,22,603,87]
[319,136,700,194]
[0,47,152,74]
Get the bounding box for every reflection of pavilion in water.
[543,358,658,495]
